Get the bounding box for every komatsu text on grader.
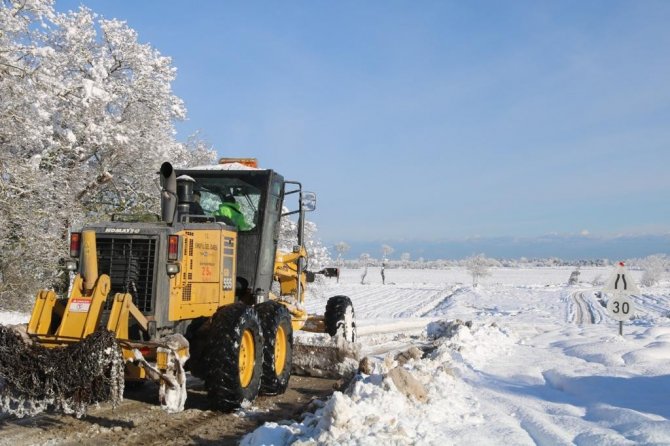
[0,159,356,415]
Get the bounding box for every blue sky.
[56,1,670,257]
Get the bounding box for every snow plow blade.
[0,325,124,418]
[292,335,361,379]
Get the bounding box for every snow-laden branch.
[0,0,216,310]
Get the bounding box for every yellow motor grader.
[0,159,356,415]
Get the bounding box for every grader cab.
[0,159,356,416]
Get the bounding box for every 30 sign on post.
[606,293,634,322]
[602,262,638,335]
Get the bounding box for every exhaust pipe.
[160,162,177,224]
[176,175,195,219]
[81,230,99,292]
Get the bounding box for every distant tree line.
[338,256,615,269]
[336,248,668,288]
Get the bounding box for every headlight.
[65,260,78,272]
[166,263,180,275]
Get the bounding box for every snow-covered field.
[3,267,669,445]
[245,266,670,445]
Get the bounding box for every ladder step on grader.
[0,159,358,417]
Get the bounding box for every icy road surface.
[247,266,670,445]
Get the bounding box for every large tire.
[184,317,207,377]
[203,303,263,411]
[256,301,293,395]
[325,295,356,342]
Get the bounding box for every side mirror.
[301,192,317,212]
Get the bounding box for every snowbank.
[242,321,511,445]
[244,267,670,445]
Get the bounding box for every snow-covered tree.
[303,221,331,271]
[360,253,370,284]
[335,242,350,266]
[278,208,330,271]
[639,254,668,287]
[381,244,394,261]
[334,241,350,283]
[0,2,214,310]
[465,254,493,288]
[400,252,411,268]
[172,131,217,168]
[38,7,188,215]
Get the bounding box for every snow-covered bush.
[567,268,580,286]
[464,254,494,287]
[639,254,668,287]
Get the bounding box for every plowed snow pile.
[243,267,670,445]
[243,321,513,445]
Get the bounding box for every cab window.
[196,179,261,231]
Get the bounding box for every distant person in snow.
[215,195,250,230]
[381,262,386,285]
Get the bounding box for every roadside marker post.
[603,262,639,337]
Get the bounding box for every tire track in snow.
[630,294,670,318]
[350,287,447,319]
[305,284,457,358]
[578,293,596,324]
[420,286,465,317]
[567,291,597,325]
[585,294,605,324]
[308,284,452,320]
[302,284,452,359]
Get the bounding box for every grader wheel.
[203,303,263,410]
[325,295,356,342]
[256,301,293,395]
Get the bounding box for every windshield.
[185,172,267,232]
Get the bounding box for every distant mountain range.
[329,233,670,261]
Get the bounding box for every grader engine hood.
[0,225,193,417]
[77,222,191,330]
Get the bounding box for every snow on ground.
[4,267,668,445]
[244,266,670,445]
[0,311,29,326]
